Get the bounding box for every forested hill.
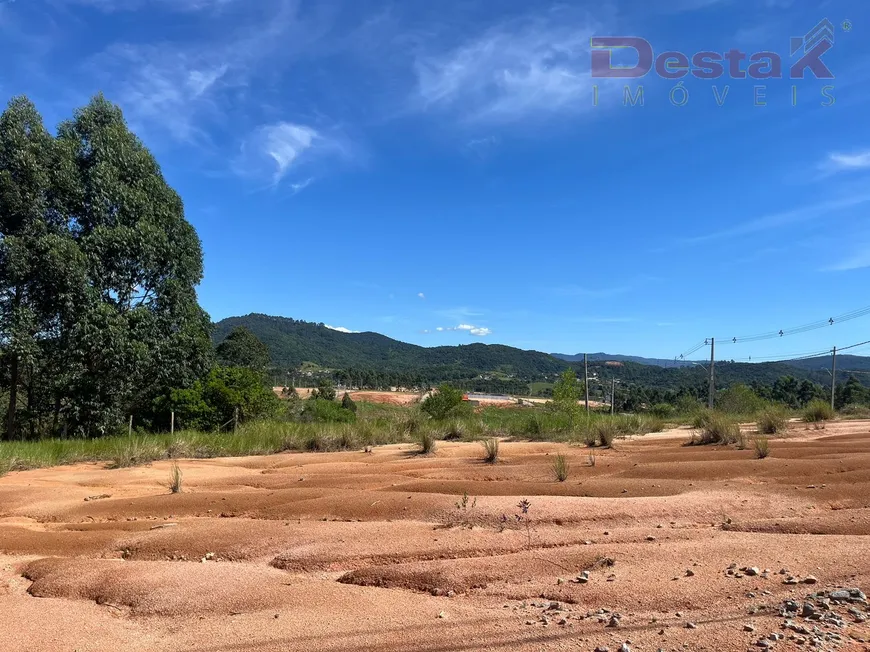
[212,314,868,390]
[212,314,567,376]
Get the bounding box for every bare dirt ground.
[1,421,869,651]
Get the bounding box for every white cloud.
[413,12,600,124]
[417,292,426,299]
[325,324,360,334]
[237,123,349,187]
[438,323,492,337]
[821,150,870,174]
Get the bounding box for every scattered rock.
[745,567,761,577]
[685,622,696,629]
[685,569,695,577]
[744,624,756,632]
[646,536,656,541]
[803,576,818,585]
[84,494,111,502]
[606,615,621,628]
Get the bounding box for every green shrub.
[341,392,358,413]
[716,384,766,415]
[649,403,675,419]
[302,398,357,424]
[421,384,467,420]
[839,404,870,419]
[442,419,467,441]
[756,406,788,435]
[481,438,500,464]
[754,436,770,459]
[552,454,570,482]
[803,399,834,423]
[693,411,740,445]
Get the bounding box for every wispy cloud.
[548,285,632,298]
[825,244,870,272]
[413,10,600,125]
[89,43,232,142]
[682,193,870,244]
[236,122,349,187]
[417,292,426,299]
[325,324,361,334]
[67,0,239,11]
[819,150,870,175]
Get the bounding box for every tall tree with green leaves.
[552,369,581,412]
[0,96,58,439]
[216,326,271,371]
[54,95,212,436]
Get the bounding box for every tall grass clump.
[481,437,500,464]
[756,406,788,435]
[692,411,740,445]
[804,399,834,423]
[418,430,437,455]
[168,461,183,493]
[552,454,570,482]
[593,420,618,448]
[753,436,770,459]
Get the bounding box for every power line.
[677,304,870,361]
[716,305,870,345]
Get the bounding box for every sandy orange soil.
[1,421,869,651]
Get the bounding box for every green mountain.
[212,314,566,378]
[212,314,867,391]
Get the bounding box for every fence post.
[233,407,239,434]
[170,411,175,436]
[128,415,133,437]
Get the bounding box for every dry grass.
[481,438,500,464]
[552,454,570,482]
[167,462,183,493]
[753,437,771,459]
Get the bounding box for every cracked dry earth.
[1,421,869,652]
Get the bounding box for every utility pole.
[708,338,715,410]
[584,354,590,413]
[831,346,837,411]
[611,378,616,416]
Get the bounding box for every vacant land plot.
[1,421,869,651]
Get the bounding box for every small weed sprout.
[552,454,570,482]
[588,452,596,467]
[481,438,500,464]
[168,461,183,494]
[516,498,532,548]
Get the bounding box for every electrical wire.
[676,305,870,360]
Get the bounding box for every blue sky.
[3,0,870,361]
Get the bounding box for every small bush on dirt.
[481,437,499,464]
[757,406,788,435]
[804,399,834,423]
[552,454,570,482]
[693,411,740,445]
[418,430,437,455]
[168,461,183,493]
[754,436,770,459]
[442,419,467,441]
[593,421,618,448]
